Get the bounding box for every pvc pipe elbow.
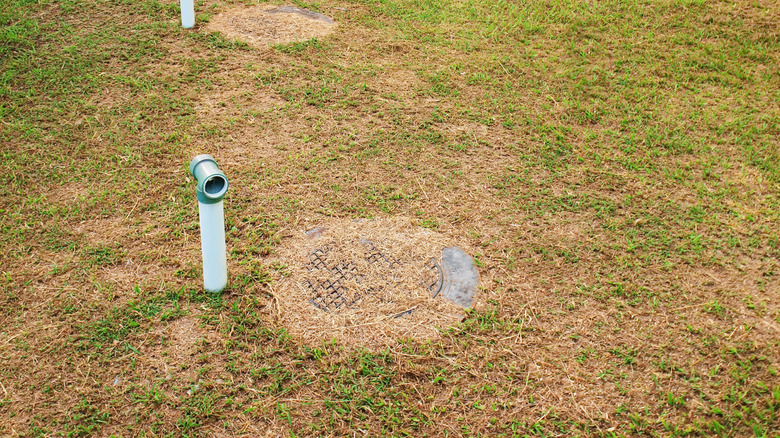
[190,154,229,204]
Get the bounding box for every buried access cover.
[271,219,479,345]
[205,4,336,48]
[303,240,477,313]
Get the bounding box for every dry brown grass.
[269,217,470,346]
[206,5,336,47]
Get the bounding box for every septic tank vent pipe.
[190,155,229,293]
[181,0,195,28]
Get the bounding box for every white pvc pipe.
[198,200,227,292]
[181,0,195,28]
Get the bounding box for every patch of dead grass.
[205,5,337,48]
[270,217,474,346]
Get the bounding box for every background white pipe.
[181,0,194,28]
[198,200,227,292]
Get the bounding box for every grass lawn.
[1,0,778,435]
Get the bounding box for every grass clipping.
[272,218,471,347]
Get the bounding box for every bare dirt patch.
[44,181,89,206]
[191,83,287,160]
[139,315,208,381]
[205,5,337,48]
[367,68,422,100]
[71,217,127,245]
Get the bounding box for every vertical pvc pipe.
[190,155,229,293]
[181,0,195,28]
[198,200,227,292]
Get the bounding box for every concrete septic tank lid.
[271,218,479,346]
[205,4,336,48]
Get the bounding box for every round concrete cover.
[205,5,336,47]
[269,218,480,345]
[300,238,478,313]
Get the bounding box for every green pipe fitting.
[189,154,229,204]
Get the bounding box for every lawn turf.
[1,0,778,436]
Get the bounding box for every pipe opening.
[204,175,227,198]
